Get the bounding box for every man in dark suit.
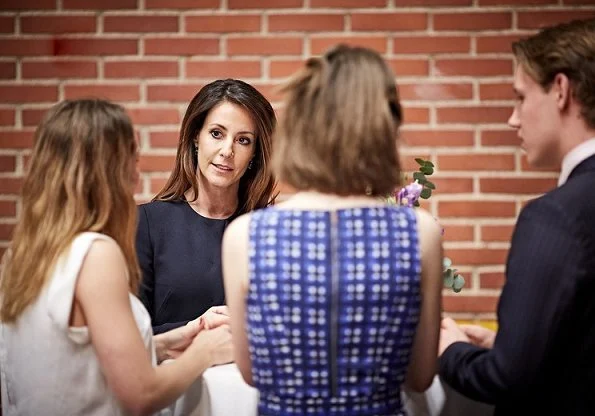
[438,18,595,415]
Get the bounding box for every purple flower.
[396,180,423,207]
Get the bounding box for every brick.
[442,224,474,242]
[399,83,472,101]
[53,38,137,56]
[438,154,515,171]
[22,108,51,127]
[22,60,97,79]
[269,14,344,32]
[480,272,505,289]
[352,13,427,31]
[520,155,558,173]
[147,83,205,102]
[518,11,595,29]
[139,155,175,172]
[563,0,595,3]
[228,37,302,56]
[127,108,180,125]
[145,37,219,56]
[0,16,15,33]
[229,0,301,8]
[443,295,499,314]
[437,106,512,124]
[434,12,512,31]
[0,130,35,149]
[476,35,523,54]
[0,224,15,240]
[0,200,17,217]
[63,0,137,9]
[1,0,55,9]
[311,36,387,54]
[0,178,24,194]
[395,0,471,4]
[0,39,55,57]
[104,15,178,33]
[399,153,431,171]
[0,62,16,79]
[64,84,140,102]
[150,177,169,194]
[403,107,430,124]
[480,0,554,3]
[0,156,17,172]
[428,177,474,193]
[480,130,518,147]
[146,0,219,8]
[149,131,179,148]
[0,109,15,126]
[393,36,470,54]
[311,0,385,6]
[186,15,260,33]
[0,85,58,103]
[388,59,429,77]
[480,178,556,194]
[482,224,514,242]
[105,60,178,78]
[21,15,96,33]
[400,130,474,147]
[446,248,508,266]
[435,59,513,77]
[186,60,261,78]
[438,201,516,218]
[270,59,305,78]
[480,83,515,101]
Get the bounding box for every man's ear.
[552,72,571,111]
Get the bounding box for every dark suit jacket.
[439,154,595,415]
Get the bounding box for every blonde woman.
[223,45,443,416]
[0,99,232,415]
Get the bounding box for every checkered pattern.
[248,206,421,416]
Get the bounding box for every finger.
[211,305,230,316]
[441,317,458,329]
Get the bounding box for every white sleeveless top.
[0,232,157,415]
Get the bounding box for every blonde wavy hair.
[0,99,140,323]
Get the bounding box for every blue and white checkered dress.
[247,206,421,416]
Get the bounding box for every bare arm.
[75,239,232,415]
[404,208,444,392]
[222,214,254,385]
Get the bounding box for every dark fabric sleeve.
[136,205,156,321]
[439,197,583,404]
[152,320,189,334]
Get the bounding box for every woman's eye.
[238,137,252,145]
[210,130,222,139]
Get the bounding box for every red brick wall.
[1,0,594,320]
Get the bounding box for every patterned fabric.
[248,206,421,416]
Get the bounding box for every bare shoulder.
[223,212,253,249]
[78,237,128,289]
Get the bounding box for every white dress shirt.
[558,137,595,186]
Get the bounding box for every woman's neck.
[185,185,238,219]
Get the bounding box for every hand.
[190,325,234,366]
[154,320,202,362]
[460,324,496,349]
[439,317,470,356]
[196,305,230,330]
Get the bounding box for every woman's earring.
[194,143,198,156]
[248,160,253,170]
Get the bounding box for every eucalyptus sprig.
[390,158,465,293]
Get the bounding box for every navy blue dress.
[136,200,229,334]
[247,206,421,416]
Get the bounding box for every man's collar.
[558,137,595,186]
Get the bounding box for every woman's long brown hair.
[0,99,140,323]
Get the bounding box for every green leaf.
[415,158,427,166]
[420,166,434,175]
[420,188,432,199]
[423,161,435,168]
[413,172,426,182]
[443,257,452,268]
[444,270,454,288]
[425,181,436,190]
[453,274,465,290]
